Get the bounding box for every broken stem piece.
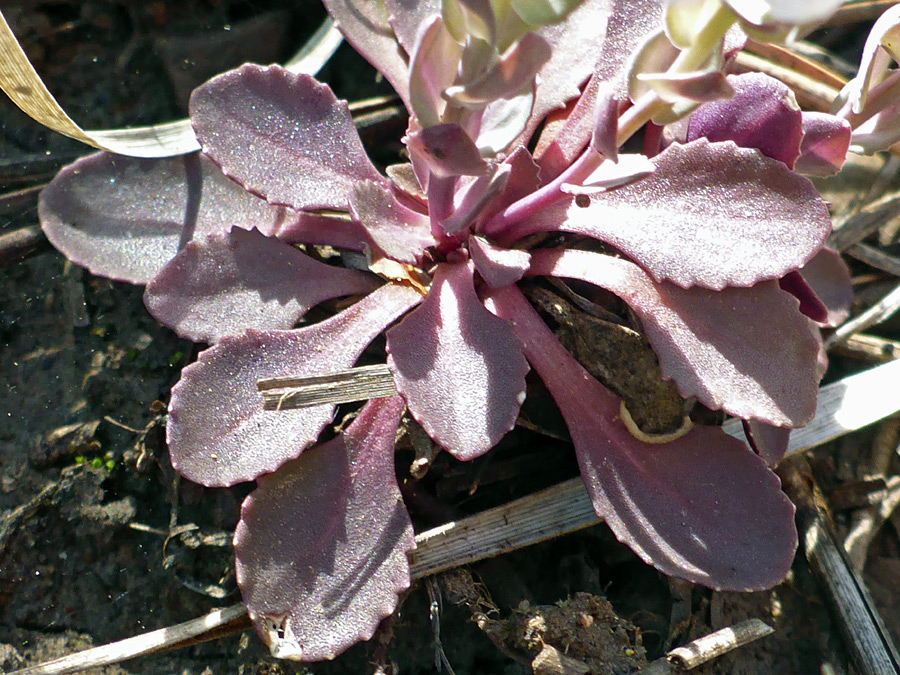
[258,363,396,409]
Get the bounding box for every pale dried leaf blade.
[5,603,249,675]
[260,364,398,409]
[0,12,340,158]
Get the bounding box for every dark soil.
[1,2,898,674]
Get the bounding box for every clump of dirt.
[442,568,647,675]
[512,594,648,675]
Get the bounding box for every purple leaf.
[39,152,299,284]
[533,75,599,180]
[596,0,665,98]
[528,249,820,427]
[274,211,369,252]
[322,0,412,106]
[235,396,414,662]
[778,271,829,324]
[524,0,611,140]
[484,284,797,591]
[384,0,439,56]
[441,164,511,235]
[387,261,528,460]
[799,246,852,328]
[468,235,531,287]
[795,112,851,176]
[405,123,488,178]
[591,80,620,161]
[476,147,542,226]
[144,227,379,343]
[687,73,803,168]
[743,420,791,467]
[349,181,434,263]
[507,139,833,290]
[167,283,422,487]
[190,64,385,211]
[561,154,655,195]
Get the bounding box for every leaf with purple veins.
[167,283,422,487]
[484,284,798,591]
[387,261,528,460]
[508,139,832,290]
[144,227,379,343]
[38,151,299,284]
[190,64,385,211]
[528,249,820,427]
[235,395,414,662]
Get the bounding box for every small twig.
[6,605,252,675]
[844,475,900,571]
[668,619,774,670]
[258,364,396,409]
[637,620,774,673]
[832,333,900,363]
[829,192,900,252]
[0,224,50,267]
[847,243,900,277]
[779,458,900,675]
[825,281,900,349]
